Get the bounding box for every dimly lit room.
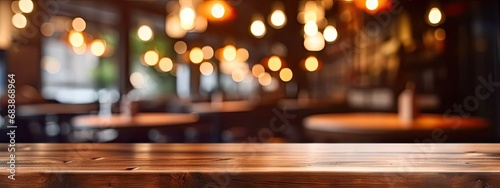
[1,0,500,187]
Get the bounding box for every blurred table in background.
[17,103,98,117]
[188,101,254,114]
[71,113,199,142]
[1,143,500,187]
[305,113,490,142]
[188,101,255,142]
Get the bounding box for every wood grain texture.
[1,144,500,187]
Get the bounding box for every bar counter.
[1,144,500,187]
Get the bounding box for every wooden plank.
[1,144,500,187]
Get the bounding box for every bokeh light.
[158,57,174,72]
[90,39,106,57]
[279,68,293,82]
[144,50,159,66]
[174,41,187,54]
[323,25,338,42]
[72,17,86,32]
[252,64,265,77]
[428,7,442,25]
[268,56,282,71]
[258,72,272,86]
[231,68,246,82]
[250,20,266,38]
[211,3,225,19]
[69,30,85,47]
[130,72,145,89]
[11,13,27,29]
[189,47,204,64]
[223,45,237,61]
[138,25,153,41]
[202,46,214,59]
[200,62,214,76]
[18,0,33,13]
[270,10,286,29]
[304,56,319,72]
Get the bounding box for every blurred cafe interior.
[0,0,499,144]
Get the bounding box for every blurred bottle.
[398,82,419,124]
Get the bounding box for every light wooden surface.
[72,113,199,128]
[1,144,500,187]
[305,113,489,133]
[189,101,254,113]
[17,103,98,116]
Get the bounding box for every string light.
[323,25,338,42]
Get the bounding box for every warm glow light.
[365,0,379,11]
[130,72,145,89]
[174,41,187,54]
[305,56,319,72]
[72,17,86,32]
[304,21,318,36]
[69,30,84,47]
[323,25,338,42]
[42,56,61,74]
[304,32,325,51]
[428,7,442,25]
[144,50,159,66]
[202,46,214,59]
[258,72,272,86]
[279,68,293,82]
[11,13,27,29]
[180,7,196,30]
[40,22,54,37]
[223,45,237,61]
[166,13,187,38]
[231,68,246,82]
[138,25,153,41]
[434,28,446,41]
[200,62,214,76]
[189,47,204,64]
[211,3,225,19]
[72,43,86,55]
[250,20,266,38]
[90,39,106,57]
[158,57,173,72]
[268,56,282,71]
[18,0,33,13]
[236,48,249,62]
[270,10,286,29]
[252,64,265,77]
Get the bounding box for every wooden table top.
[305,113,489,133]
[1,144,499,187]
[189,101,254,113]
[17,103,98,116]
[72,113,199,128]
